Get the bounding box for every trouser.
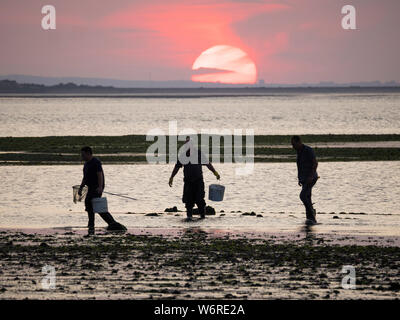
[85,189,116,228]
[299,177,318,219]
[182,179,206,218]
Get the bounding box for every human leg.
[85,192,95,234]
[194,180,206,219]
[183,182,195,219]
[300,178,317,221]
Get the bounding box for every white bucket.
[208,184,225,202]
[92,197,108,213]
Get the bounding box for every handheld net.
[72,185,88,203]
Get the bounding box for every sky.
[0,0,399,84]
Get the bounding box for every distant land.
[1,78,400,97]
[1,74,400,89]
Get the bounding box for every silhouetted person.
[169,137,220,221]
[291,136,319,225]
[79,146,126,234]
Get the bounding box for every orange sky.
[0,0,399,84]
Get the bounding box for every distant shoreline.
[1,79,400,96]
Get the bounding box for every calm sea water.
[1,93,400,136]
[0,162,399,235]
[1,93,399,234]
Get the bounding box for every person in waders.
[168,137,220,221]
[78,146,126,235]
[291,136,319,225]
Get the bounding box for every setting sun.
[191,45,257,84]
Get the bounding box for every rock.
[206,206,216,215]
[389,282,400,291]
[333,216,340,219]
[242,212,257,217]
[164,206,178,212]
[145,213,159,217]
[256,214,263,218]
[193,205,216,215]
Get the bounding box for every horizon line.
[1,75,399,89]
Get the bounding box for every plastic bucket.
[208,184,225,202]
[91,197,108,213]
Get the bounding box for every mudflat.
[1,228,399,299]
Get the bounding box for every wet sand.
[1,226,399,300]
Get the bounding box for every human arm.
[306,156,318,184]
[78,177,86,196]
[169,164,181,187]
[206,163,220,180]
[96,171,104,194]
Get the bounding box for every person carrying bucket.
[79,146,126,235]
[169,137,220,221]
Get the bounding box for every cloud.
[1,0,399,82]
[101,1,290,66]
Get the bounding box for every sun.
[191,45,257,84]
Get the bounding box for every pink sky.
[0,0,399,83]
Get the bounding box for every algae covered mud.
[0,229,399,299]
[1,134,400,165]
